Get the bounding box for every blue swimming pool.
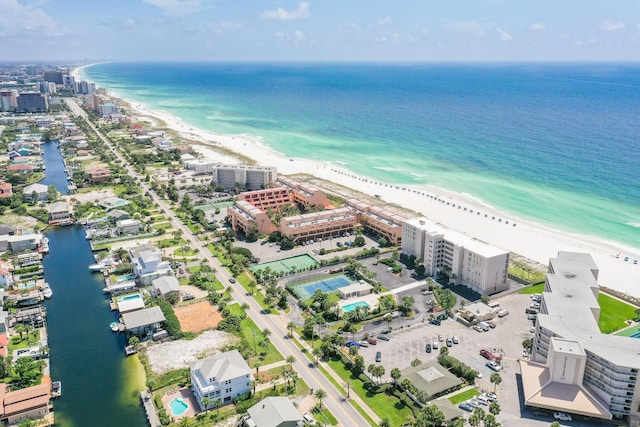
[117,293,141,302]
[342,301,370,312]
[169,397,189,416]
[117,275,135,282]
[631,331,640,339]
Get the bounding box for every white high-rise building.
[401,217,509,294]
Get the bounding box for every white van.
[478,321,490,331]
[497,309,509,317]
[487,301,500,310]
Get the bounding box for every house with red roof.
[0,182,12,199]
[87,167,112,184]
[0,383,52,425]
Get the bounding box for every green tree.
[490,373,502,392]
[379,418,390,427]
[47,185,59,202]
[483,413,501,427]
[314,388,327,409]
[286,355,296,371]
[550,423,561,427]
[201,396,211,414]
[489,401,501,416]
[390,367,402,388]
[287,321,296,337]
[414,404,445,427]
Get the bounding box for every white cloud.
[530,22,545,32]
[598,19,625,31]
[0,0,64,37]
[421,26,429,34]
[143,0,202,16]
[122,18,137,29]
[496,27,512,41]
[294,30,305,41]
[262,2,310,21]
[378,17,392,26]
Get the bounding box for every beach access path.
[65,98,372,427]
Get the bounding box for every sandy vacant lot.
[174,300,222,333]
[146,330,237,374]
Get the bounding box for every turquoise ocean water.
[82,62,640,250]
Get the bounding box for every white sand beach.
[106,86,640,298]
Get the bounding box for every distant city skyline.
[1,0,640,62]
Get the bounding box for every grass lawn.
[8,331,40,353]
[448,388,480,404]
[519,283,545,294]
[238,272,273,313]
[312,407,339,426]
[326,358,415,426]
[598,293,639,334]
[239,316,283,366]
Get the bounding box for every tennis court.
[194,201,234,211]
[291,274,354,300]
[250,254,318,275]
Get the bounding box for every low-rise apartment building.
[347,199,407,245]
[521,252,640,425]
[276,176,331,210]
[280,207,357,244]
[402,217,509,294]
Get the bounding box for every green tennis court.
[250,254,318,274]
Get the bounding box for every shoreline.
[75,65,640,297]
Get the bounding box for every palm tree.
[286,355,296,371]
[490,373,502,393]
[488,401,501,416]
[225,286,233,299]
[314,388,327,409]
[390,368,402,389]
[287,322,296,337]
[379,419,390,427]
[214,398,222,415]
[201,396,211,414]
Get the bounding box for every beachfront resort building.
[347,199,408,245]
[276,176,331,210]
[182,161,278,191]
[190,349,252,410]
[520,252,640,425]
[401,217,509,295]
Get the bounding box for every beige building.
[520,252,640,425]
[347,199,407,245]
[277,176,331,210]
[280,207,356,243]
[228,200,277,236]
[237,187,291,211]
[401,217,509,295]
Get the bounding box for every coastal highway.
[65,98,372,426]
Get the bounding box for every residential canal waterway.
[41,142,147,426]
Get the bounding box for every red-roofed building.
[87,167,112,184]
[0,383,52,425]
[0,334,7,357]
[0,182,12,198]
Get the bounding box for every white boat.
[51,381,61,398]
[40,237,49,253]
[88,259,113,271]
[42,283,52,299]
[103,280,136,294]
[110,322,119,332]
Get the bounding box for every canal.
[41,142,147,426]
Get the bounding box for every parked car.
[438,334,444,342]
[472,397,487,406]
[446,338,453,347]
[486,361,501,371]
[497,309,509,317]
[425,343,432,353]
[422,290,433,295]
[473,325,484,332]
[377,334,390,341]
[346,341,360,347]
[303,412,315,424]
[181,292,195,301]
[476,395,489,404]
[358,341,369,348]
[430,319,441,326]
[367,337,377,345]
[487,321,496,329]
[458,402,474,412]
[432,341,439,349]
[228,277,236,283]
[553,412,572,421]
[452,336,459,344]
[375,351,382,362]
[482,392,498,401]
[480,349,495,360]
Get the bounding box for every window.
[225,387,232,393]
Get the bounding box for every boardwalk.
[141,390,161,427]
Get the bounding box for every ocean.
[82,62,640,250]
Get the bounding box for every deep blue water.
[83,62,640,248]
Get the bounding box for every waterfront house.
[6,164,34,175]
[107,209,130,222]
[23,183,49,202]
[151,276,181,300]
[0,383,52,425]
[130,244,172,286]
[0,234,42,253]
[0,182,12,199]
[100,196,130,211]
[121,306,166,339]
[244,397,303,427]
[47,201,72,224]
[190,349,252,410]
[87,167,112,184]
[0,334,7,358]
[116,219,142,235]
[0,225,16,236]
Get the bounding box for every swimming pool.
[631,331,640,339]
[18,283,37,290]
[117,293,141,302]
[117,275,135,282]
[342,301,370,312]
[169,397,189,416]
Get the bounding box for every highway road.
[65,98,371,426]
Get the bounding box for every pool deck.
[161,386,199,421]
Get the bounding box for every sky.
[1,0,640,62]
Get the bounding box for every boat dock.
[140,390,161,427]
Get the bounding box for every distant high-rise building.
[77,80,96,94]
[16,92,48,112]
[63,75,77,92]
[0,90,18,112]
[44,70,64,85]
[38,82,57,94]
